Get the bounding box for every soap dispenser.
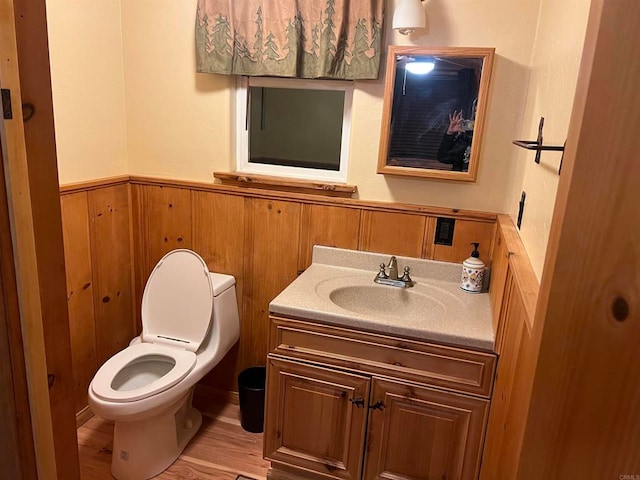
[461,242,485,293]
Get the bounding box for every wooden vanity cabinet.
[364,378,488,480]
[264,316,495,480]
[264,357,370,480]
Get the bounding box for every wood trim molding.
[213,171,357,197]
[75,406,94,428]
[59,175,130,194]
[84,175,497,222]
[496,215,539,331]
[61,175,498,221]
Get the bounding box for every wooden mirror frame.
[377,46,495,182]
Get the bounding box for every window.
[236,77,353,183]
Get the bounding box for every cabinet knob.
[369,400,385,410]
[349,397,365,408]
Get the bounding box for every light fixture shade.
[392,0,426,34]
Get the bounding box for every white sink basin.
[330,285,445,319]
[315,274,463,324]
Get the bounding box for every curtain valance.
[196,0,384,80]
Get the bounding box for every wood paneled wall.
[480,215,539,480]
[60,193,96,413]
[60,176,499,411]
[60,182,134,413]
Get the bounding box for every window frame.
[235,76,353,183]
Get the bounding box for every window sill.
[213,172,357,198]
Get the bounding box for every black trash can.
[238,366,266,433]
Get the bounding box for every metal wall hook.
[513,117,565,174]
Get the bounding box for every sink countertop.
[269,246,495,352]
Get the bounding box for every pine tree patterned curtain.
[195,0,384,80]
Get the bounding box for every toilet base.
[111,389,202,480]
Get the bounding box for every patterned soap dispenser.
[460,243,485,293]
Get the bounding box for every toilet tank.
[208,272,240,356]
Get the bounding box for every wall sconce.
[392,0,426,35]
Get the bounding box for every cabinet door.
[364,378,489,480]
[264,356,370,480]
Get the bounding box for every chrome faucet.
[387,256,398,280]
[374,256,414,288]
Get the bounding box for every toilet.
[88,249,240,480]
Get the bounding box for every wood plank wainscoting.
[60,177,134,416]
[60,175,500,418]
[480,215,540,479]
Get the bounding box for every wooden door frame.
[0,136,36,480]
[1,0,639,478]
[0,0,80,477]
[518,0,640,476]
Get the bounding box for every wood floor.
[77,388,270,479]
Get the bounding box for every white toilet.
[88,249,240,480]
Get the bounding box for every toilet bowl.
[88,249,240,480]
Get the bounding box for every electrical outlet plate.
[434,217,456,246]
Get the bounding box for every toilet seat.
[91,250,216,403]
[91,343,196,403]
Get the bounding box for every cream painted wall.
[121,0,234,182]
[47,0,590,274]
[47,0,129,184]
[505,0,590,278]
[349,0,543,212]
[118,0,542,213]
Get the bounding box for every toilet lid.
[141,249,214,352]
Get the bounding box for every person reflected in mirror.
[437,110,474,172]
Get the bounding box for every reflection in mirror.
[378,47,495,182]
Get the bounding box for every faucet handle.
[377,263,388,279]
[401,266,413,283]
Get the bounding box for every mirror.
[377,46,495,182]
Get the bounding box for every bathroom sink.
[329,285,445,320]
[269,246,495,350]
[315,274,463,324]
